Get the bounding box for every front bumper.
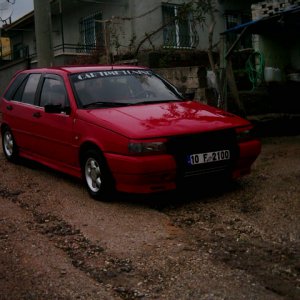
[232,138,262,178]
[105,137,261,194]
[106,153,177,193]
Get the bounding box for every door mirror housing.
[44,104,71,114]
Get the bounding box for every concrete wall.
[155,66,219,106]
[155,66,199,93]
[0,60,29,95]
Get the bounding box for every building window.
[225,11,252,49]
[162,4,192,48]
[80,12,103,52]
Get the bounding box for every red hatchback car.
[0,65,261,199]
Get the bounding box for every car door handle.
[33,112,41,118]
[6,105,13,111]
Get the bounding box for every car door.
[2,72,42,153]
[33,74,77,167]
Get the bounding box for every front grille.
[167,129,239,180]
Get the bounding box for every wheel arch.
[0,122,9,135]
[79,141,104,165]
[79,141,116,199]
[1,123,19,163]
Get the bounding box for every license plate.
[188,150,230,165]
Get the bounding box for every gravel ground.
[0,135,299,300]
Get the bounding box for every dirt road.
[0,136,299,299]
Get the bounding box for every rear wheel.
[81,149,115,200]
[2,127,19,163]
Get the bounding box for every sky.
[10,0,33,21]
[0,0,34,23]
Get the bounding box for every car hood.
[80,101,250,139]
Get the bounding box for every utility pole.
[33,0,54,67]
[96,19,111,64]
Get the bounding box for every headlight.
[236,125,254,142]
[128,139,167,154]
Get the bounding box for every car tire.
[81,149,115,200]
[2,127,19,163]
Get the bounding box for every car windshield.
[70,69,184,108]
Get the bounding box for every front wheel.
[2,127,19,163]
[81,149,115,200]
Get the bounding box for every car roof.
[18,65,148,75]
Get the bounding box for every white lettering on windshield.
[97,71,120,77]
[75,70,152,81]
[77,73,97,80]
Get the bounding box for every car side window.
[19,73,41,104]
[40,77,68,109]
[3,73,28,100]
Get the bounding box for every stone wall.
[155,66,198,92]
[154,66,220,106]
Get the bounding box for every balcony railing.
[0,43,106,66]
[53,43,104,55]
[0,45,29,65]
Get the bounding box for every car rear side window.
[3,73,28,100]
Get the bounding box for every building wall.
[49,0,226,59]
[251,1,300,82]
[258,36,289,73]
[0,1,262,102]
[59,0,129,46]
[128,0,226,53]
[7,21,35,60]
[0,60,29,95]
[290,39,300,70]
[3,0,254,63]
[156,66,199,93]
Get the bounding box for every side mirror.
[44,104,71,114]
[184,92,195,100]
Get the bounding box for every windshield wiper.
[133,99,182,105]
[82,101,133,108]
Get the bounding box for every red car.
[0,65,261,199]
